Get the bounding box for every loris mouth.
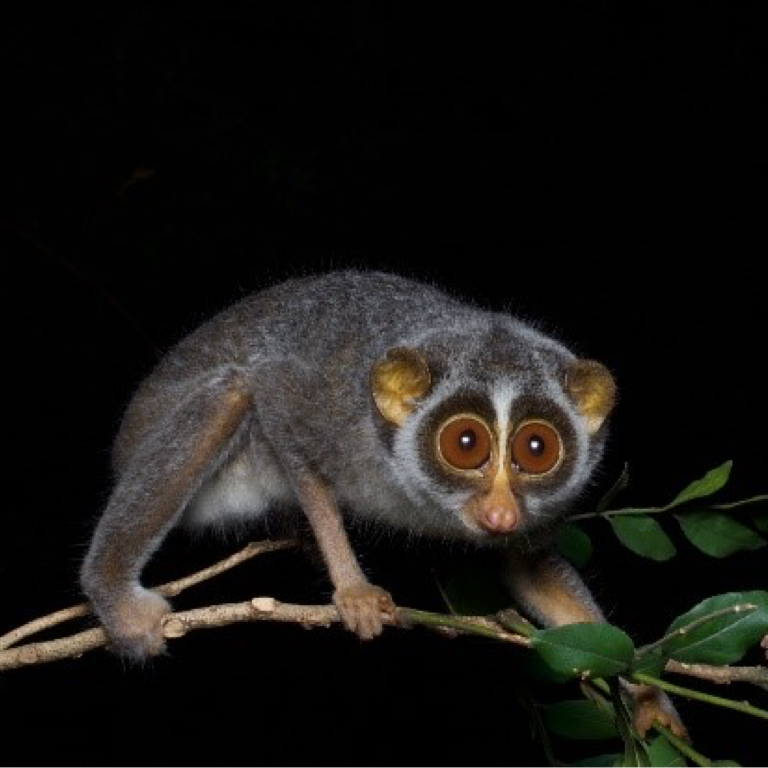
[457,516,521,545]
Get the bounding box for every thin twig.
[155,539,296,598]
[0,539,296,651]
[596,463,629,513]
[665,659,768,689]
[569,506,655,522]
[653,724,713,768]
[397,608,531,646]
[712,494,768,510]
[0,604,91,653]
[632,672,768,721]
[0,598,528,672]
[570,494,768,523]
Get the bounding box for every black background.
[2,4,766,766]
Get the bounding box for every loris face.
[371,346,616,541]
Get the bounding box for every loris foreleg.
[503,550,688,740]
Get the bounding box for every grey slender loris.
[81,270,685,737]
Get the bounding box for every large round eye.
[438,416,493,471]
[511,422,562,475]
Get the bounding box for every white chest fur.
[183,436,293,527]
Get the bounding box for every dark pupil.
[528,435,545,456]
[459,429,477,451]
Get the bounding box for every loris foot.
[99,587,172,661]
[633,685,688,740]
[334,582,396,640]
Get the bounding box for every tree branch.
[4,535,764,709]
[0,540,529,673]
[0,603,91,653]
[632,672,768,721]
[0,539,296,652]
[0,597,529,672]
[665,659,768,690]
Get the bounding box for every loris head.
[370,331,616,543]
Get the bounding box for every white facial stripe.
[388,348,595,524]
[491,381,520,468]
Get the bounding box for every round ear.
[370,347,432,426]
[565,359,617,435]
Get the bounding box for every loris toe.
[104,588,171,662]
[633,687,688,741]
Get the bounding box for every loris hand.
[334,582,396,640]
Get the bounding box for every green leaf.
[611,683,650,767]
[676,511,766,557]
[515,651,573,685]
[557,522,594,567]
[648,736,686,767]
[598,463,630,512]
[752,510,768,533]
[542,700,619,740]
[630,650,665,678]
[434,555,511,615]
[621,740,650,767]
[609,516,677,561]
[572,754,623,766]
[531,623,635,679]
[712,761,741,766]
[663,591,768,665]
[668,461,732,508]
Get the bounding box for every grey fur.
[81,271,614,657]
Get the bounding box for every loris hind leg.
[502,550,688,740]
[81,374,253,661]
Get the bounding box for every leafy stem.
[570,494,768,523]
[631,672,768,721]
[396,608,531,645]
[653,723,713,768]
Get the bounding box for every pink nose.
[479,508,518,534]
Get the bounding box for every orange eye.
[438,416,492,471]
[511,422,562,475]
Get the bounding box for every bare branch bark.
[0,539,296,651]
[0,597,529,672]
[0,604,91,653]
[4,537,764,689]
[665,659,768,690]
[156,539,296,598]
[0,539,529,672]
